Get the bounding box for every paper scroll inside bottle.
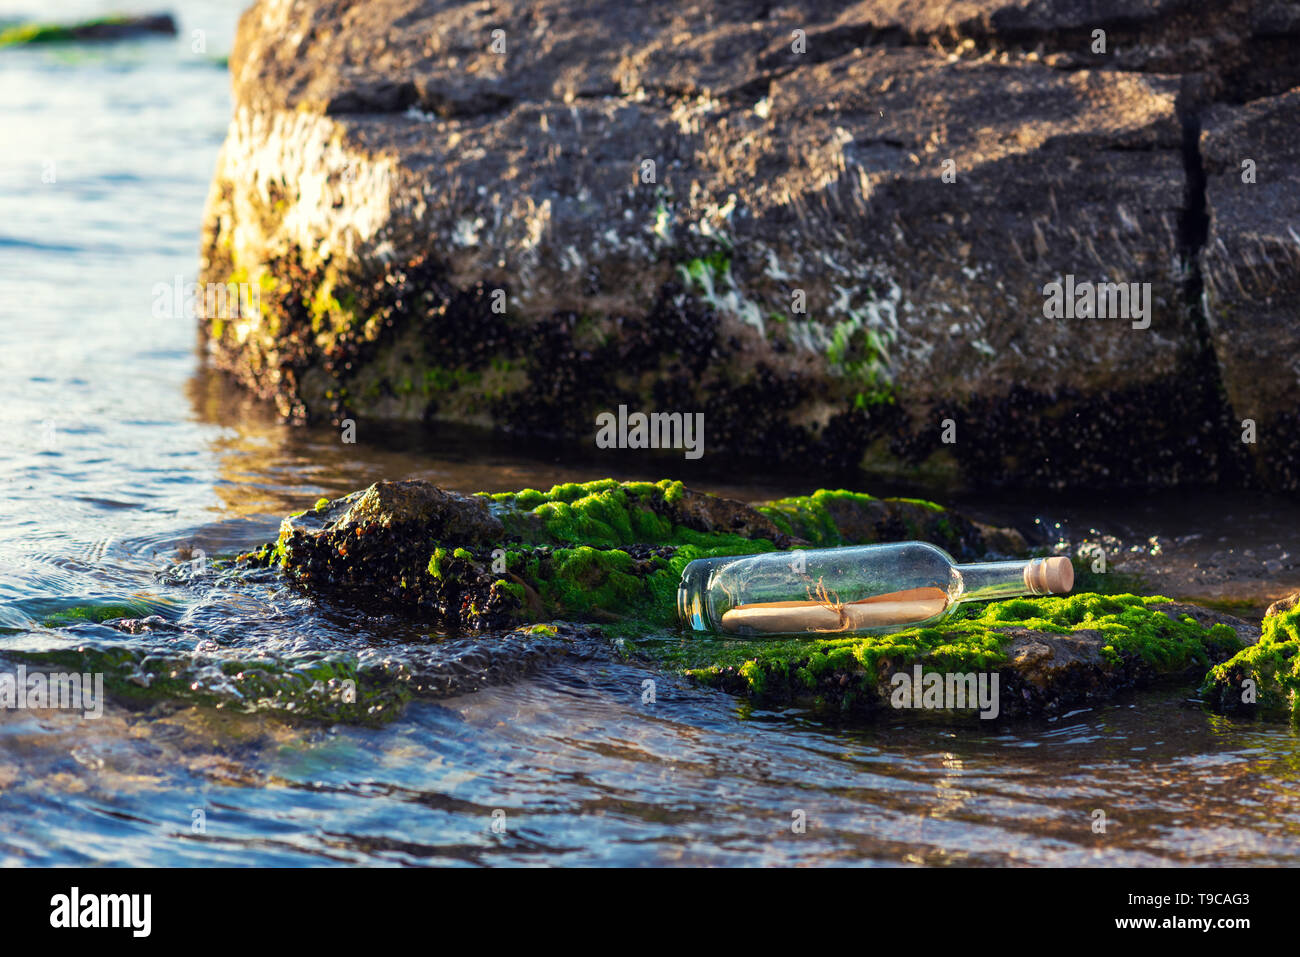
[720,587,949,634]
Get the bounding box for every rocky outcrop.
[233,477,1269,721]
[200,0,1300,490]
[1200,88,1300,491]
[248,479,1023,631]
[1265,590,1300,618]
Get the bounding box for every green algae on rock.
[2,618,599,726]
[235,477,1275,721]
[3,645,411,726]
[246,478,1025,634]
[1202,604,1300,719]
[35,597,173,629]
[665,594,1253,720]
[0,14,177,47]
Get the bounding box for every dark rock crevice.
[1176,93,1211,336]
[1196,84,1300,490]
[1173,80,1254,486]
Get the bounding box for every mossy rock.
[246,478,1024,633]
[2,645,410,726]
[0,15,176,47]
[1202,604,1300,719]
[230,477,1277,722]
[2,620,597,727]
[199,0,1286,492]
[663,595,1254,720]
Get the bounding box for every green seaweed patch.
[481,479,745,548]
[0,17,145,46]
[757,489,880,545]
[756,488,986,555]
[1203,606,1300,718]
[428,547,473,579]
[665,593,1241,707]
[890,497,945,513]
[39,598,167,628]
[239,539,288,568]
[677,250,733,289]
[521,539,776,633]
[0,22,79,45]
[529,487,671,545]
[2,646,411,726]
[826,319,894,406]
[532,546,648,617]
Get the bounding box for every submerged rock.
[0,14,177,46]
[244,478,1270,721]
[7,620,602,726]
[199,0,1300,490]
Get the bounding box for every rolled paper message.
[721,587,949,634]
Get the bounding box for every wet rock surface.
[1266,591,1300,618]
[248,478,1025,632]
[678,595,1256,720]
[242,478,1281,721]
[14,621,604,726]
[292,479,506,543]
[200,0,1300,491]
[1200,87,1300,492]
[0,13,177,46]
[1204,600,1300,717]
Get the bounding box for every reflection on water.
[0,0,1298,867]
[4,670,1299,866]
[183,366,818,525]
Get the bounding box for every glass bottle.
[677,542,1073,637]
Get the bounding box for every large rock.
[1200,87,1300,491]
[200,0,1300,489]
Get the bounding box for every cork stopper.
[1024,556,1074,595]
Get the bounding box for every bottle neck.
[955,558,1050,603]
